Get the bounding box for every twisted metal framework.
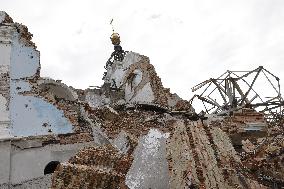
[190,66,284,121]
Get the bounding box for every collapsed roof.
[0,11,283,189]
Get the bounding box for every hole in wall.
[44,161,60,175]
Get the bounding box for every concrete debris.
[112,130,132,154]
[242,139,256,153]
[207,108,267,148]
[0,11,283,189]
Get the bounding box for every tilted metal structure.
[190,66,284,121]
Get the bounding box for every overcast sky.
[1,0,284,102]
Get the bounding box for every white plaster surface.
[10,141,96,184]
[0,22,77,137]
[124,84,133,102]
[0,32,11,139]
[10,95,73,136]
[104,52,156,104]
[10,33,40,79]
[105,52,141,88]
[86,92,104,108]
[122,52,142,68]
[131,69,143,87]
[124,69,144,102]
[11,80,31,93]
[0,65,9,73]
[126,129,170,189]
[112,130,130,154]
[0,11,6,23]
[128,82,155,103]
[0,43,11,67]
[0,95,10,139]
[0,95,9,121]
[0,140,98,187]
[0,124,10,139]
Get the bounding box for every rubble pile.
[89,105,172,139]
[207,108,267,150]
[51,109,272,188]
[50,45,283,188]
[166,120,269,189]
[0,11,283,189]
[209,109,266,134]
[241,133,284,187]
[51,145,133,189]
[206,109,284,188]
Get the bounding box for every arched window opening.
[44,161,60,175]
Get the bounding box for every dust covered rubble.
[51,50,281,188]
[0,11,282,189]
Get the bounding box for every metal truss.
[190,66,284,121]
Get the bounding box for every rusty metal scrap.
[191,66,284,120]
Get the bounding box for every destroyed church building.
[0,11,283,189]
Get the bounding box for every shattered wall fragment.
[85,51,194,112]
[0,11,108,188]
[0,11,77,137]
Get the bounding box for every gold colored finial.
[110,18,121,45]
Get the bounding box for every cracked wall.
[0,11,76,137]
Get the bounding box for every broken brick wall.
[51,145,133,189]
[0,11,84,137]
[52,105,270,189]
[85,51,193,112]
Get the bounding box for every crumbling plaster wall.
[0,21,12,139]
[87,51,193,112]
[105,52,142,88]
[85,52,156,106]
[107,52,157,104]
[38,79,78,101]
[10,141,94,184]
[0,137,96,186]
[0,12,74,137]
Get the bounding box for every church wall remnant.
[0,11,75,137]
